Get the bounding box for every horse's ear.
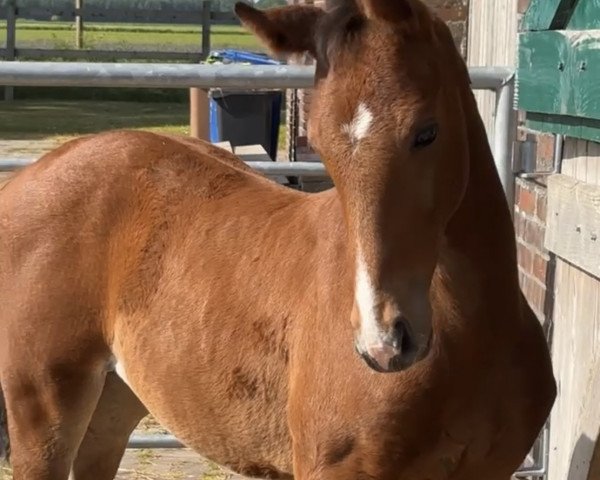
[234,2,324,58]
[360,0,412,22]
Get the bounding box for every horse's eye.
[413,124,438,149]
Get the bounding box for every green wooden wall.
[517,0,600,141]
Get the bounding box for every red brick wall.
[513,131,556,326]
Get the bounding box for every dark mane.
[315,0,364,71]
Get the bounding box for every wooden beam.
[525,112,600,143]
[190,88,210,141]
[549,0,581,30]
[521,0,563,31]
[567,0,600,29]
[545,174,600,278]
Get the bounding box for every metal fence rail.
[0,159,329,177]
[0,61,516,205]
[0,61,538,476]
[0,62,512,90]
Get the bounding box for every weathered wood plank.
[467,0,517,141]
[521,0,562,31]
[518,30,600,121]
[234,144,271,162]
[525,113,600,143]
[213,141,233,153]
[545,174,600,278]
[548,257,600,480]
[562,138,600,185]
[568,0,600,29]
[588,140,600,186]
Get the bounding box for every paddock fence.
[0,61,540,478]
[0,0,236,62]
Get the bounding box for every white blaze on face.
[342,102,373,147]
[355,247,384,349]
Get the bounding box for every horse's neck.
[437,90,522,330]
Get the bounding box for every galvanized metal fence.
[0,62,516,202]
[0,61,543,478]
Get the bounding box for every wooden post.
[190,0,212,140]
[75,0,83,49]
[201,0,211,60]
[4,0,17,101]
[189,88,210,140]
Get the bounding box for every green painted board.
[522,0,563,31]
[517,30,600,120]
[567,0,600,29]
[526,112,600,142]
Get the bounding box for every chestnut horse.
[0,0,555,479]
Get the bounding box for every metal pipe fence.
[0,62,516,204]
[0,61,534,475]
[0,62,512,90]
[0,159,329,177]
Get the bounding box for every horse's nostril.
[391,317,414,352]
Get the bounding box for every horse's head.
[236,0,471,373]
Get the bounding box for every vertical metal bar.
[75,0,84,49]
[493,75,517,212]
[201,0,211,60]
[4,0,17,101]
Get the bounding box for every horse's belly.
[111,310,294,478]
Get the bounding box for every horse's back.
[0,129,284,364]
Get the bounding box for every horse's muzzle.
[355,318,426,373]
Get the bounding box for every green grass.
[0,21,287,154]
[0,100,191,141]
[0,99,288,155]
[0,20,263,51]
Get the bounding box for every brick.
[523,218,546,249]
[514,213,527,239]
[517,241,534,274]
[536,190,547,222]
[521,274,547,317]
[517,183,537,216]
[533,253,548,284]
